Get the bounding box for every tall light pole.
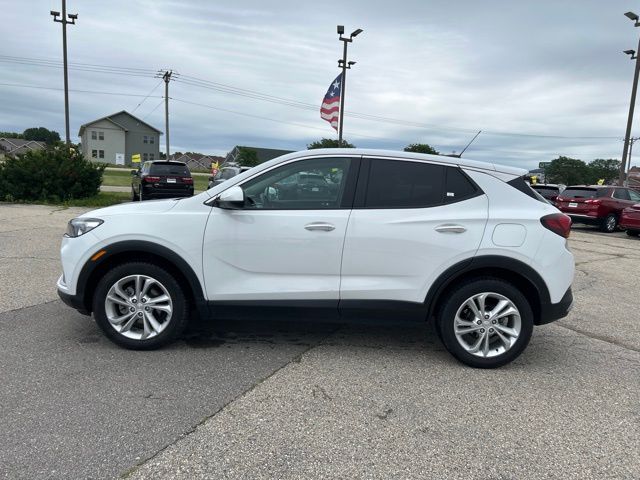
[619,11,640,186]
[50,1,77,145]
[336,25,362,146]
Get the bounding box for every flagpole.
[338,40,347,147]
[336,26,362,147]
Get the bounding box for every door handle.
[435,224,467,234]
[305,222,335,232]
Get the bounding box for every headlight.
[65,218,103,238]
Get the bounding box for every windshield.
[150,163,190,176]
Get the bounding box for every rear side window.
[150,163,190,176]
[365,159,445,208]
[613,188,630,200]
[507,176,547,203]
[444,167,480,204]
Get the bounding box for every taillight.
[556,196,564,202]
[584,199,600,205]
[541,213,572,238]
[182,177,193,184]
[144,176,161,183]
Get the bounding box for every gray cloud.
[1,0,639,169]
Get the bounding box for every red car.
[620,204,640,237]
[555,186,640,233]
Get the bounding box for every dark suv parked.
[556,185,640,232]
[131,161,194,201]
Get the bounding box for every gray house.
[78,111,162,165]
[0,137,46,159]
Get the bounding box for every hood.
[80,198,180,218]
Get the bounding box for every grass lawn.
[1,192,132,209]
[102,169,208,191]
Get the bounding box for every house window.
[149,136,155,144]
[143,135,148,144]
[91,131,97,140]
[99,150,105,159]
[149,153,155,160]
[143,153,148,161]
[91,150,97,158]
[98,131,104,141]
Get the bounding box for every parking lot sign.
[538,161,550,168]
[131,154,141,163]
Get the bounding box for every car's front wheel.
[93,262,189,349]
[437,278,534,368]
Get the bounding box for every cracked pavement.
[0,204,639,479]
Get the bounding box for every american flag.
[320,73,342,131]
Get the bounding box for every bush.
[0,147,105,202]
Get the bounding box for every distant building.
[78,111,162,165]
[629,166,640,189]
[225,146,294,165]
[0,137,46,159]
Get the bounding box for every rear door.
[340,157,488,304]
[612,188,635,212]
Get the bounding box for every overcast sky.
[2,0,640,169]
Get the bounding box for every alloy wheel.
[453,292,521,358]
[104,274,173,340]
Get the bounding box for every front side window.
[365,159,445,208]
[241,157,351,210]
[629,189,640,202]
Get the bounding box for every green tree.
[586,158,620,184]
[236,147,260,167]
[22,127,61,145]
[545,156,589,185]
[0,131,22,139]
[307,138,355,149]
[404,143,439,155]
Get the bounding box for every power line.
[0,53,625,141]
[142,98,165,120]
[0,82,163,98]
[132,79,163,113]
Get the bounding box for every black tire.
[437,277,534,369]
[600,214,617,233]
[93,262,189,350]
[627,229,640,237]
[131,187,139,202]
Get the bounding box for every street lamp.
[51,0,78,145]
[619,12,640,185]
[336,25,363,146]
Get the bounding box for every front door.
[202,156,358,304]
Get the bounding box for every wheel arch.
[425,255,550,325]
[76,240,208,318]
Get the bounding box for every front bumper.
[57,282,90,315]
[537,287,573,325]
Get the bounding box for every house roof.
[78,110,163,136]
[0,137,47,154]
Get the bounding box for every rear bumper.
[537,287,573,325]
[142,187,193,199]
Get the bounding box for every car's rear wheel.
[600,214,617,233]
[437,278,534,368]
[93,262,189,349]
[627,229,640,237]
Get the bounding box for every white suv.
[58,149,575,368]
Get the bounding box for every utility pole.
[156,70,174,159]
[336,25,363,146]
[50,0,78,145]
[619,12,640,186]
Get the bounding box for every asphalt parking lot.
[1,204,639,479]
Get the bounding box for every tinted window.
[444,167,480,203]
[365,159,445,208]
[563,188,607,199]
[629,189,640,202]
[149,163,190,176]
[613,188,631,200]
[215,168,238,180]
[532,186,560,199]
[242,157,351,209]
[507,176,547,203]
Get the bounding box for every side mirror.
[215,185,245,209]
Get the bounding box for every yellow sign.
[131,154,141,163]
[531,175,537,185]
[597,178,605,185]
